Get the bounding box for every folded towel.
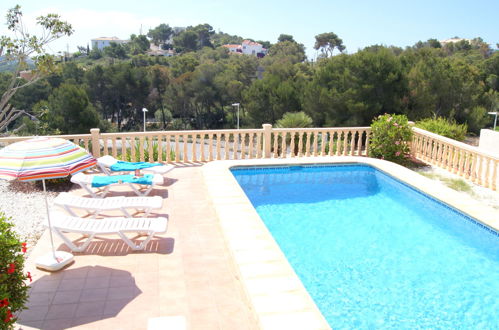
[91,174,154,188]
[110,161,163,172]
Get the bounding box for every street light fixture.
[142,108,148,132]
[231,103,240,129]
[488,112,498,130]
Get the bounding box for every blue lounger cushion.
[110,161,163,172]
[91,174,154,188]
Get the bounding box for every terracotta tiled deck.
[17,166,259,330]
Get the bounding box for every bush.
[275,112,313,128]
[415,117,467,141]
[466,106,489,134]
[120,139,176,162]
[274,112,313,155]
[369,114,412,164]
[0,212,30,329]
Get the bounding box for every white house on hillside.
[440,37,471,46]
[241,40,264,55]
[222,40,267,57]
[222,44,242,53]
[91,37,128,50]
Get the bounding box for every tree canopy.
[0,5,73,134]
[0,12,496,137]
[314,32,345,57]
[147,24,173,47]
[128,34,150,55]
[277,34,295,43]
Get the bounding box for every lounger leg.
[118,231,155,250]
[128,184,154,196]
[99,186,111,198]
[62,205,78,217]
[53,228,95,252]
[129,184,141,196]
[78,183,98,198]
[88,210,100,219]
[120,207,132,218]
[139,185,154,196]
[98,163,112,176]
[132,208,151,217]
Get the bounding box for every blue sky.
[1,0,498,58]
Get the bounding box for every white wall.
[241,43,262,55]
[478,129,499,156]
[91,39,127,50]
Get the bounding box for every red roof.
[242,40,261,46]
[222,44,242,49]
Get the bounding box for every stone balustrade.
[411,127,499,191]
[2,124,497,191]
[0,125,371,163]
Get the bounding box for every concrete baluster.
[148,136,154,162]
[262,124,272,159]
[90,128,101,158]
[280,132,287,158]
[248,133,254,159]
[208,133,213,161]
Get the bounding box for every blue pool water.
[231,164,499,329]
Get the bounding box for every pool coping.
[202,156,498,329]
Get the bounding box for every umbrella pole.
[42,179,58,261]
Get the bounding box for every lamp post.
[142,108,148,132]
[488,112,498,130]
[231,103,240,129]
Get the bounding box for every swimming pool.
[231,164,499,329]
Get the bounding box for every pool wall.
[202,156,498,330]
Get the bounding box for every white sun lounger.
[98,155,175,175]
[71,172,164,198]
[48,211,168,252]
[54,192,163,218]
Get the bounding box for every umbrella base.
[36,251,74,272]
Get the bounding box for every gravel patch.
[415,165,499,210]
[0,180,58,249]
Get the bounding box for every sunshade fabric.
[0,137,96,181]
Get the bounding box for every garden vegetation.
[1,8,498,139]
[0,213,30,329]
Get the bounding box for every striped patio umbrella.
[0,137,96,181]
[0,137,97,271]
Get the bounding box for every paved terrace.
[17,166,259,330]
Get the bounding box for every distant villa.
[439,37,471,46]
[222,40,267,57]
[91,37,128,50]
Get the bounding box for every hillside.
[1,26,497,137]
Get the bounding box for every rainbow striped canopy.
[0,137,96,181]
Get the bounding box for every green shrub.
[369,114,412,164]
[275,112,313,128]
[415,117,467,141]
[466,106,488,134]
[0,212,30,329]
[119,139,176,162]
[274,112,313,155]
